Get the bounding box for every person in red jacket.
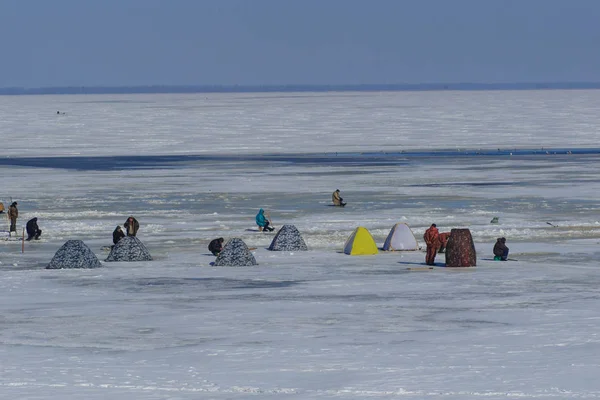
[437,232,451,253]
[423,224,440,265]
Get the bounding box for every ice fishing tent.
[343,227,379,255]
[105,236,153,262]
[445,228,477,267]
[214,238,258,266]
[47,240,102,269]
[382,223,419,251]
[268,224,308,251]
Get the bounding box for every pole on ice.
[22,228,24,253]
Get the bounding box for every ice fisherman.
[423,224,440,265]
[208,237,224,256]
[437,232,451,253]
[7,202,18,235]
[255,209,274,232]
[124,216,139,236]
[0,202,4,214]
[493,237,509,261]
[113,226,125,245]
[25,217,42,241]
[332,189,346,207]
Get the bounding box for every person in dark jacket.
[423,223,440,265]
[124,216,139,236]
[113,226,125,245]
[208,237,224,256]
[7,201,18,235]
[493,237,509,261]
[25,217,42,241]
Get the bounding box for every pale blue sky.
[1,0,600,87]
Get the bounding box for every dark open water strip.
[1,148,599,171]
[3,82,600,95]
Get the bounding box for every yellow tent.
[343,227,379,255]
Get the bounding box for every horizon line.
[3,81,600,95]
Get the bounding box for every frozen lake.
[1,90,600,399]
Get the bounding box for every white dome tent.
[382,223,419,251]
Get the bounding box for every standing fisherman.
[423,223,440,266]
[7,202,18,236]
[124,216,139,237]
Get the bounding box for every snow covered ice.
[1,90,600,398]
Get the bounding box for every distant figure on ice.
[423,223,440,265]
[113,226,125,245]
[255,209,274,232]
[0,202,4,214]
[437,232,451,253]
[208,237,224,256]
[25,217,42,241]
[332,189,346,207]
[8,202,18,235]
[124,216,139,237]
[493,237,509,261]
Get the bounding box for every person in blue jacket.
[255,208,274,232]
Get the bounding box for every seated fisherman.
[255,208,274,232]
[493,237,509,261]
[332,189,346,207]
[208,237,224,256]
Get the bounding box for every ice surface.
[1,91,600,398]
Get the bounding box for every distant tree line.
[1,82,600,95]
